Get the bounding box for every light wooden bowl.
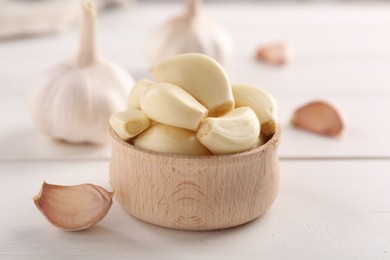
[109,126,281,231]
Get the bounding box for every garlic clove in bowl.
[133,123,211,156]
[197,107,260,154]
[150,53,234,117]
[145,0,233,66]
[29,1,134,145]
[139,82,208,131]
[232,84,278,137]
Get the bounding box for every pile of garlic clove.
[29,1,134,145]
[110,53,278,155]
[33,54,278,232]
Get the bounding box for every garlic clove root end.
[109,109,151,141]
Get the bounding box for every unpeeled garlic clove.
[232,84,278,136]
[145,0,233,66]
[255,42,294,66]
[128,78,154,109]
[140,82,208,131]
[291,100,344,137]
[197,107,260,155]
[134,124,211,156]
[150,53,234,117]
[251,134,267,149]
[109,109,151,141]
[33,182,113,231]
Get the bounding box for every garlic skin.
[33,182,113,231]
[145,0,233,66]
[256,42,294,66]
[29,1,134,144]
[291,100,344,137]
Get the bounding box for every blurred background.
[1,0,390,157]
[1,0,389,41]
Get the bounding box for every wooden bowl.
[109,126,281,231]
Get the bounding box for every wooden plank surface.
[0,93,388,160]
[1,3,390,259]
[1,3,390,95]
[1,160,389,259]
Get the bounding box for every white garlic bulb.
[145,0,233,66]
[29,1,134,144]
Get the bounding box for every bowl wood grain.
[109,126,281,231]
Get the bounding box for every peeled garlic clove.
[255,42,294,66]
[145,0,233,66]
[28,1,134,144]
[128,78,153,109]
[251,134,267,149]
[134,124,211,156]
[150,53,234,117]
[291,100,344,137]
[140,82,208,131]
[197,107,260,155]
[232,84,278,136]
[109,109,151,141]
[33,182,113,231]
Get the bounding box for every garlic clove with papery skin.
[33,182,114,231]
[29,1,134,145]
[145,0,233,66]
[291,100,344,137]
[256,42,294,66]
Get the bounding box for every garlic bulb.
[145,0,233,66]
[29,1,134,144]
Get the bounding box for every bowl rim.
[109,124,281,160]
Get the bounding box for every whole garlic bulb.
[145,0,233,66]
[29,1,134,144]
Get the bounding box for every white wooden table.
[1,3,390,259]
